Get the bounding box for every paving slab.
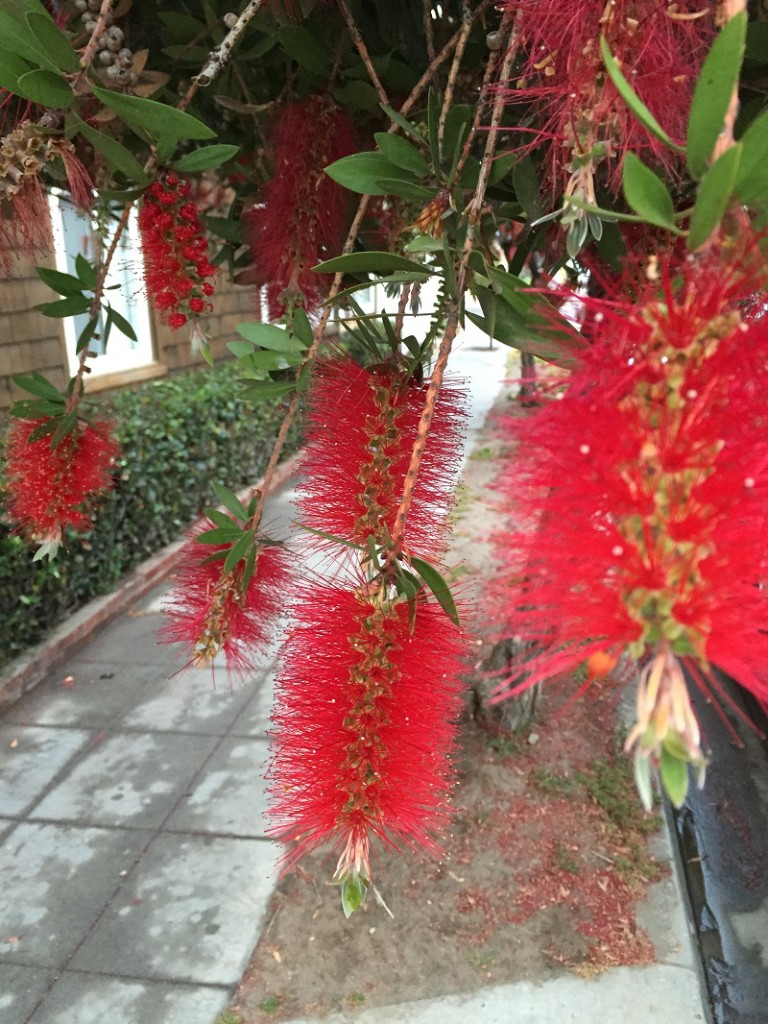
[279,963,706,1024]
[70,833,279,985]
[31,731,219,828]
[0,823,151,968]
[166,737,271,837]
[73,611,179,668]
[0,726,91,816]
[118,664,257,736]
[0,963,55,1022]
[28,972,230,1024]
[3,662,169,729]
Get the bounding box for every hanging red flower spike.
[298,357,467,558]
[494,239,768,804]
[161,523,289,675]
[4,417,119,558]
[138,174,216,330]
[247,97,356,320]
[268,581,466,887]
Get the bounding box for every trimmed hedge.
[0,360,300,669]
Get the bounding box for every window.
[49,192,156,378]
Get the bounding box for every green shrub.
[0,361,301,669]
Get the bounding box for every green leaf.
[687,143,742,250]
[235,323,307,352]
[735,107,768,207]
[236,349,300,372]
[277,24,330,76]
[16,68,73,108]
[0,49,33,95]
[201,215,243,244]
[91,86,216,145]
[512,157,542,220]
[314,251,428,275]
[212,482,249,521]
[240,381,296,402]
[409,555,459,626]
[621,152,676,229]
[633,751,654,812]
[324,151,414,195]
[374,132,429,177]
[105,305,138,342]
[196,526,245,545]
[660,747,689,809]
[0,9,60,71]
[375,178,433,202]
[223,529,254,573]
[340,873,367,919]
[10,398,64,419]
[488,152,517,187]
[173,144,241,172]
[11,371,63,402]
[75,254,98,290]
[36,267,84,296]
[203,508,238,530]
[71,116,149,183]
[25,10,80,72]
[292,307,314,347]
[75,316,99,355]
[50,408,77,448]
[600,36,682,153]
[687,12,747,179]
[335,79,379,112]
[36,295,92,317]
[380,103,425,143]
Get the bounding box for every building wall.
[0,248,256,411]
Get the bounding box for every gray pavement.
[0,335,711,1023]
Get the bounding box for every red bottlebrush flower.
[297,357,467,557]
[4,418,119,558]
[247,97,357,320]
[138,174,217,329]
[161,527,289,676]
[501,0,714,194]
[494,240,768,799]
[268,581,466,882]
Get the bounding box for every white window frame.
[49,191,156,378]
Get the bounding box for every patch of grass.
[346,991,366,1005]
[485,734,524,758]
[468,947,499,971]
[259,996,283,1014]
[554,842,582,875]
[576,751,663,886]
[216,1014,244,1024]
[579,756,658,835]
[531,766,580,796]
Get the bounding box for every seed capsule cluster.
[73,0,139,87]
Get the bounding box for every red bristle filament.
[494,239,768,786]
[247,97,357,319]
[162,526,290,676]
[4,418,119,556]
[269,583,465,880]
[298,357,467,557]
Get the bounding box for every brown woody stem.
[386,13,521,568]
[337,0,389,108]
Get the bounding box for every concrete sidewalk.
[0,335,711,1023]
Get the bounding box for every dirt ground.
[228,370,665,1023]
